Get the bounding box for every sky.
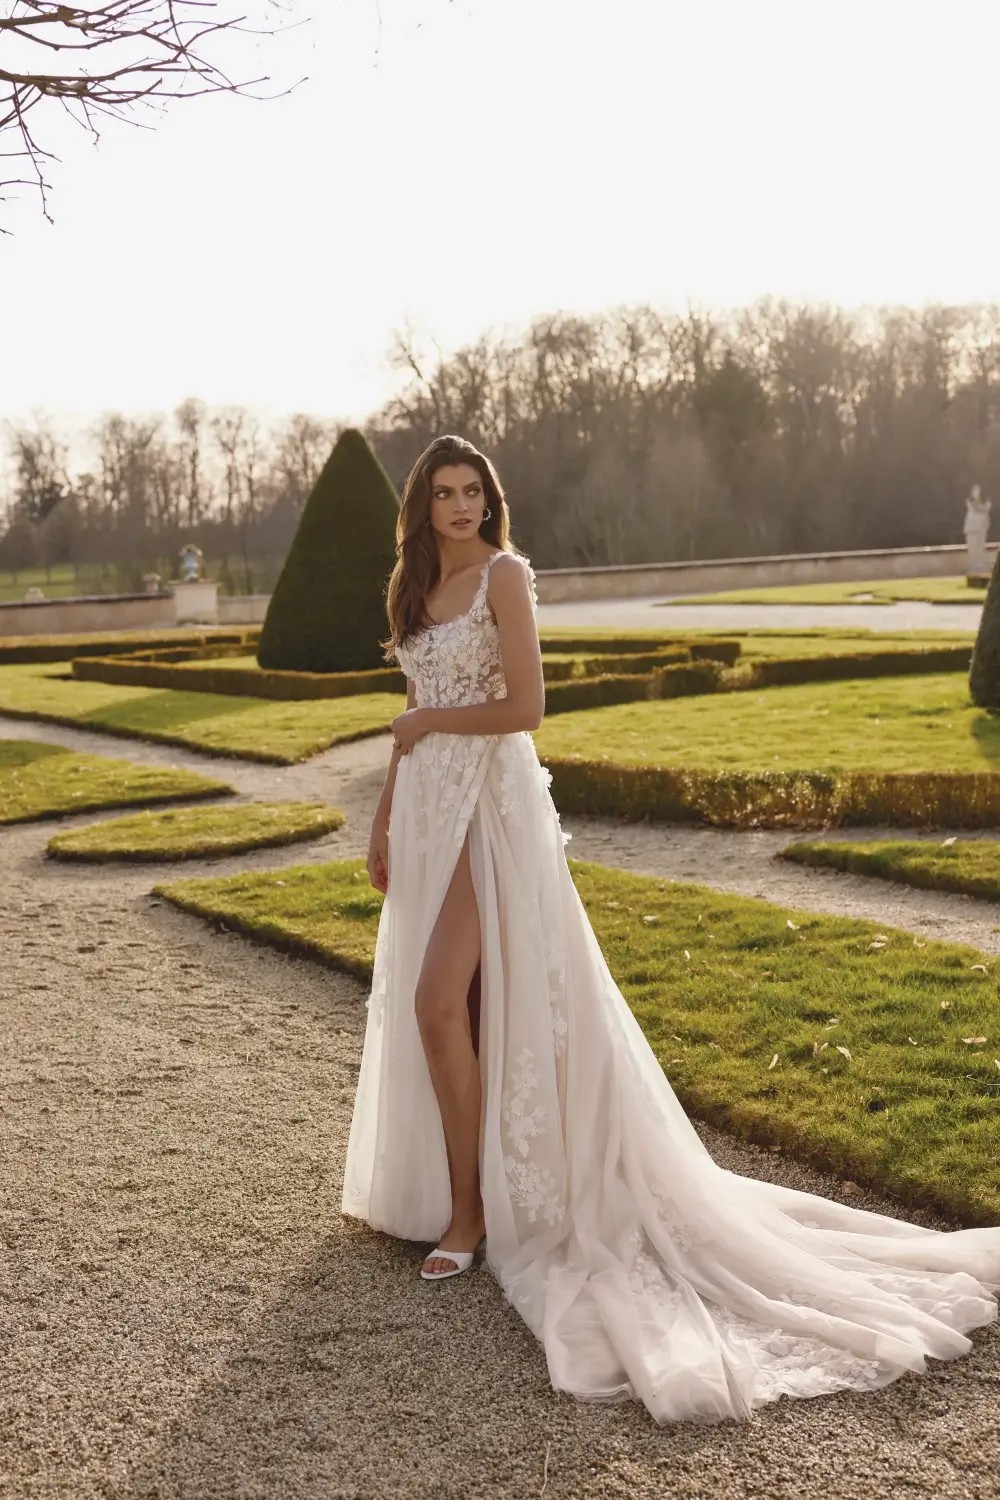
[3,0,1000,451]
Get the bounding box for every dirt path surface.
[3,713,999,956]
[536,595,983,634]
[3,713,1000,1500]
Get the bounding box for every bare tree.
[0,0,306,230]
[9,418,69,525]
[6,297,1000,584]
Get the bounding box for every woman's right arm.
[367,676,416,893]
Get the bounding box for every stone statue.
[178,544,203,583]
[964,485,992,575]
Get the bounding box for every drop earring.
[481,505,492,521]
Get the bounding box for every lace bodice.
[394,550,537,709]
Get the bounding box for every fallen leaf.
[941,835,958,847]
[835,1045,852,1060]
[641,915,658,924]
[907,1036,918,1046]
[867,939,887,950]
[683,949,691,961]
[970,963,988,974]
[822,1018,840,1029]
[768,1053,779,1070]
[913,939,928,949]
[786,919,800,930]
[962,1036,988,1046]
[941,1000,952,1011]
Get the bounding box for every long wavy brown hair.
[381,433,516,660]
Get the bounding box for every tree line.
[3,297,999,594]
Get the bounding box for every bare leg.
[414,831,486,1275]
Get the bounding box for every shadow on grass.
[0,739,68,768]
[970,708,1000,765]
[77,689,266,733]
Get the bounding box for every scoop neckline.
[421,550,506,630]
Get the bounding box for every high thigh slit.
[341,548,1000,1426]
[414,824,484,1198]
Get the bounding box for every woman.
[342,433,1000,1425]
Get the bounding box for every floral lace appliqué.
[395,551,532,710]
[650,1187,707,1253]
[500,1046,565,1226]
[503,1156,566,1226]
[502,1048,548,1157]
[708,1303,884,1400]
[625,1225,682,1309]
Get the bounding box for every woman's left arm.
[391,557,545,750]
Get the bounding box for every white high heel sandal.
[419,1238,485,1281]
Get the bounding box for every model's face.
[428,463,487,540]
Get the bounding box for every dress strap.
[473,550,537,615]
[471,549,507,612]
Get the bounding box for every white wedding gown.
[341,548,1000,1425]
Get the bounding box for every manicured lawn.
[0,662,403,763]
[155,856,1000,1225]
[0,563,85,603]
[533,673,1000,774]
[674,576,987,606]
[782,836,1000,904]
[47,800,344,861]
[0,643,988,777]
[0,739,233,824]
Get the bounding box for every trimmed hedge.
[539,633,742,664]
[544,661,725,714]
[69,646,723,706]
[545,646,694,679]
[0,627,258,665]
[120,644,256,665]
[67,643,971,709]
[970,550,1000,710]
[72,655,407,699]
[544,759,1000,830]
[257,428,399,673]
[742,645,972,688]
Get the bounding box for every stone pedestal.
[169,579,219,625]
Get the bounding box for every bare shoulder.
[488,550,533,584]
[486,550,537,618]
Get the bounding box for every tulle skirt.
[341,728,1000,1424]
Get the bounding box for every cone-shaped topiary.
[970,549,1000,710]
[257,428,399,673]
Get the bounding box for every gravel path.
[4,713,1000,956]
[3,713,1000,1500]
[537,596,983,634]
